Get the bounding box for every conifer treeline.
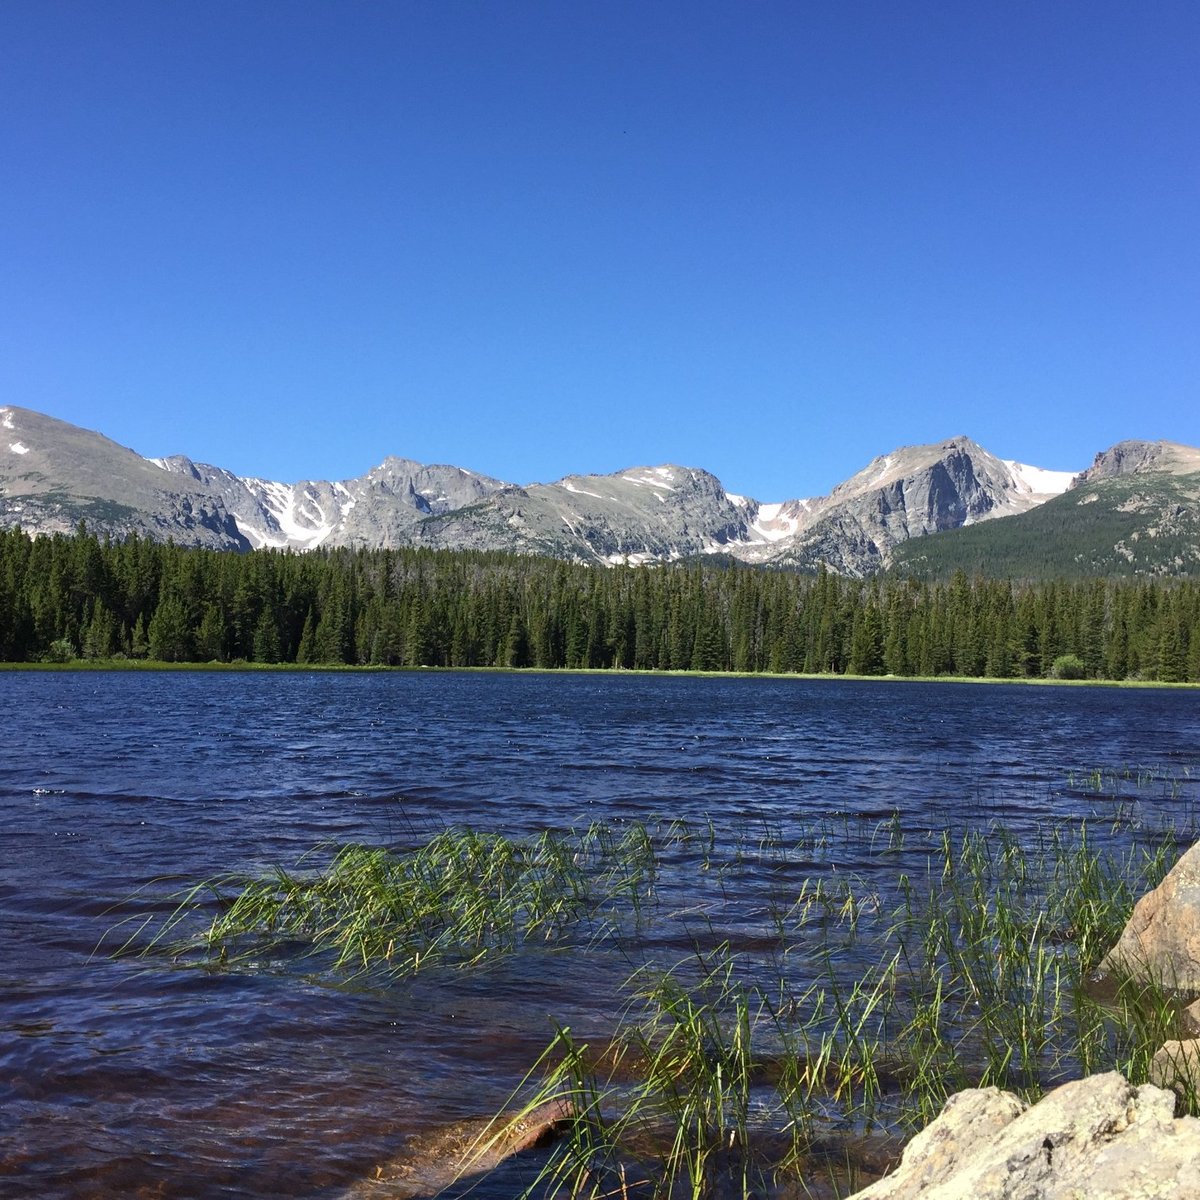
[1,526,1198,681]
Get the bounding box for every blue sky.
[2,2,1197,500]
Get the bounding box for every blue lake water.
[2,671,1198,1197]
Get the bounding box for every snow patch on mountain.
[1004,461,1074,497]
[1,408,14,431]
[8,442,29,455]
[868,454,896,485]
[561,480,602,499]
[605,550,664,566]
[237,479,346,550]
[622,467,676,491]
[748,500,815,543]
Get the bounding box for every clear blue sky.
[2,2,1197,500]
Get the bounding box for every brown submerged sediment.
[340,1097,576,1198]
[341,1096,900,1200]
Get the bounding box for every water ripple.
[2,672,1199,1197]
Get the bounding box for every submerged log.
[341,1097,575,1199]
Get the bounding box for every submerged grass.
[115,784,1200,1198]
[122,821,658,980]
[495,820,1196,1198]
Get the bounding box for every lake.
[2,671,1199,1198]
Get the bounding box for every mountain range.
[2,404,1198,577]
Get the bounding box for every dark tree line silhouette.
[1,525,1198,681]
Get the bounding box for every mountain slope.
[401,436,1077,573]
[413,465,755,563]
[0,406,249,549]
[152,453,510,550]
[736,437,1075,575]
[893,441,1200,578]
[8,404,1188,578]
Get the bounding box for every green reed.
[499,817,1195,1199]
[125,820,658,979]
[113,801,1199,1197]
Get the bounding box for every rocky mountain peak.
[6,405,1196,577]
[1073,440,1200,486]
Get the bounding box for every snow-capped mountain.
[5,404,1179,577]
[151,453,509,551]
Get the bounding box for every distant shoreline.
[1,659,1196,689]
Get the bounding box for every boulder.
[1149,1039,1200,1104]
[1183,998,1200,1037]
[1098,841,1200,992]
[847,1071,1200,1199]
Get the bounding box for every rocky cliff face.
[151,452,510,550]
[1073,439,1200,485]
[415,465,756,563]
[736,437,1075,575]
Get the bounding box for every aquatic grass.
[868,821,1185,1119]
[500,940,909,1199]
[114,790,1200,1196]
[508,949,773,1200]
[490,816,1197,1198]
[126,821,660,980]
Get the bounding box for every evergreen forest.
[1,526,1199,682]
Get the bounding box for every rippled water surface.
[2,671,1199,1198]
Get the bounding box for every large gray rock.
[1150,1039,1200,1104]
[1099,841,1200,992]
[1182,998,1200,1037]
[848,1072,1200,1200]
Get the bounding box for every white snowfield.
[746,500,816,544]
[0,407,14,431]
[560,480,602,499]
[237,480,354,550]
[8,442,30,456]
[1003,460,1076,497]
[604,550,664,566]
[621,467,677,491]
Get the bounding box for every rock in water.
[1099,840,1200,992]
[847,1072,1200,1199]
[1182,998,1200,1037]
[1150,1039,1200,1105]
[340,1097,575,1199]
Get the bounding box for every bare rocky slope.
[0,406,249,550]
[894,438,1200,578]
[7,405,1191,577]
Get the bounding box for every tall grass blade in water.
[503,820,1195,1198]
[117,809,1198,1196]
[130,821,658,980]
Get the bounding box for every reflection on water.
[2,671,1198,1197]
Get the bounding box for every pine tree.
[295,610,318,664]
[252,610,282,663]
[82,600,119,659]
[148,594,191,662]
[194,604,226,662]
